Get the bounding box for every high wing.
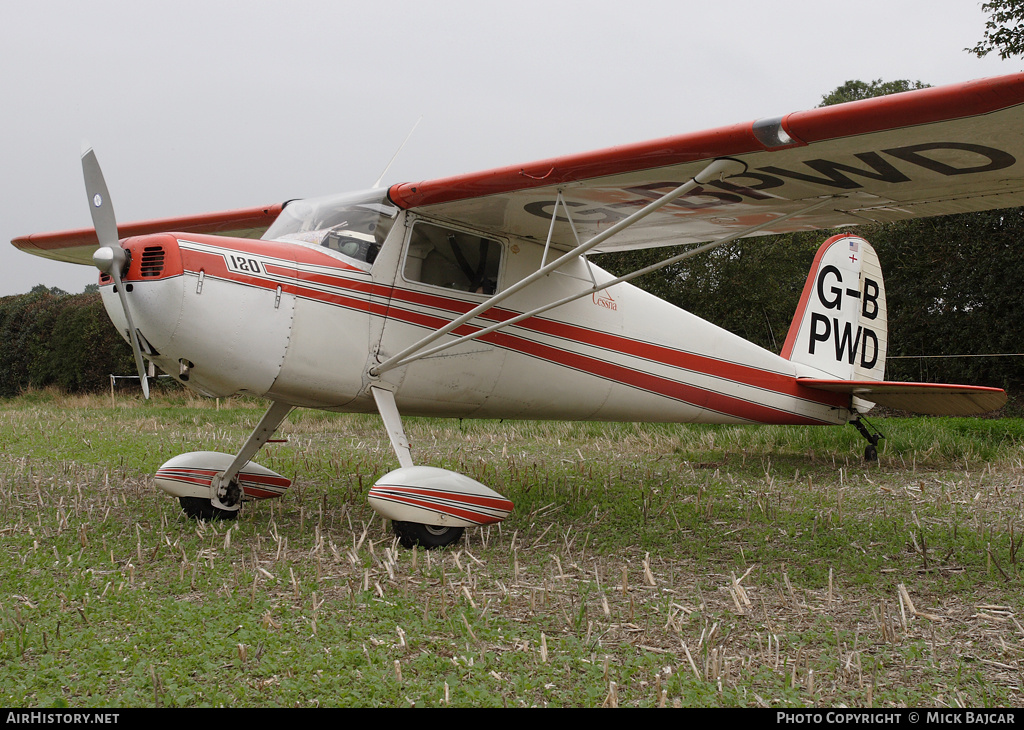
[386,74,1024,253]
[14,75,1024,262]
[12,204,283,266]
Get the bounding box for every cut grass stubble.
[0,391,1023,707]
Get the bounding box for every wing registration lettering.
[521,141,1018,228]
[389,75,1024,252]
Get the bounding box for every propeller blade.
[111,265,150,399]
[82,148,118,248]
[82,148,150,399]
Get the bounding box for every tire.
[392,520,464,549]
[864,444,878,462]
[179,496,240,521]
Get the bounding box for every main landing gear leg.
[850,416,884,462]
[370,386,464,549]
[371,386,414,470]
[183,400,294,519]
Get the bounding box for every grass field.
[1,389,1023,707]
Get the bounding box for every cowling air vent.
[140,245,166,277]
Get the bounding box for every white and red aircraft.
[13,74,1024,548]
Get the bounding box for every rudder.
[781,234,887,382]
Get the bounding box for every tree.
[969,0,1024,59]
[0,289,134,396]
[597,233,823,352]
[819,79,929,106]
[864,210,1024,394]
[29,284,69,297]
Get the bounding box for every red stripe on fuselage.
[377,286,847,414]
[376,284,845,408]
[171,238,845,422]
[376,300,837,424]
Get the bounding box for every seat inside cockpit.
[402,221,502,295]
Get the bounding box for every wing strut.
[540,190,586,266]
[374,194,837,372]
[370,156,747,377]
[542,191,601,286]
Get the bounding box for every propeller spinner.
[82,148,150,399]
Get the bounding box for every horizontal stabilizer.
[798,379,1006,416]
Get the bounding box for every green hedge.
[0,287,134,397]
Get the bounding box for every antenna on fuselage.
[372,116,422,189]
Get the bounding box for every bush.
[0,288,133,397]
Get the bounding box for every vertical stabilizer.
[781,234,887,382]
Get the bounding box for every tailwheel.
[851,416,884,463]
[392,520,464,549]
[179,496,240,521]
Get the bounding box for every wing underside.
[388,74,1024,253]
[12,204,284,266]
[14,75,1024,267]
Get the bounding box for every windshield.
[263,189,398,265]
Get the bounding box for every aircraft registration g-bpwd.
[13,73,1024,547]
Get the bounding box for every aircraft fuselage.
[100,206,852,427]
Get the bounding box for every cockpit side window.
[403,222,502,295]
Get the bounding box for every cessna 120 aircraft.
[12,73,1024,548]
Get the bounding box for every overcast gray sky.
[1,0,1019,296]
